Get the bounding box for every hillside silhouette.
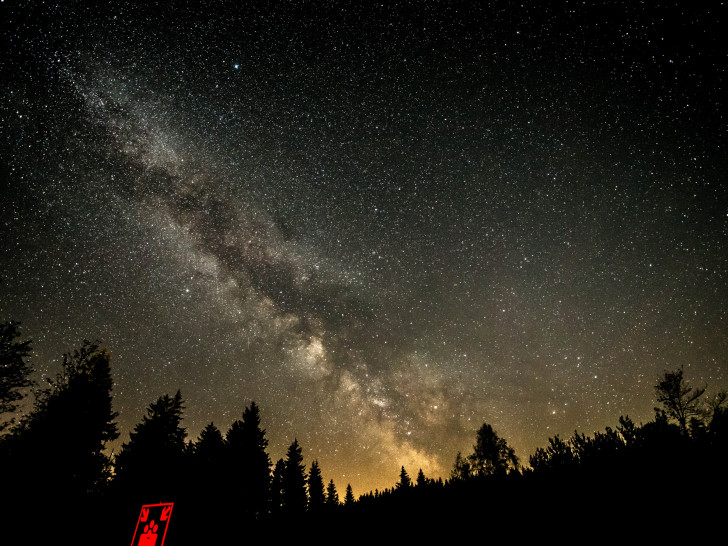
[1,327,726,543]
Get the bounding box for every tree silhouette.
[571,426,624,468]
[529,434,575,473]
[282,439,307,517]
[617,415,639,447]
[344,483,354,506]
[195,422,225,463]
[655,367,706,435]
[450,451,471,481]
[49,342,118,490]
[270,458,286,518]
[226,401,271,519]
[187,422,226,539]
[114,390,186,498]
[193,422,225,487]
[0,341,118,496]
[307,459,325,512]
[396,465,411,489]
[468,423,519,477]
[416,468,427,487]
[326,479,339,506]
[0,321,33,431]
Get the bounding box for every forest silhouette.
[1,323,726,543]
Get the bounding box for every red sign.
[130,503,174,546]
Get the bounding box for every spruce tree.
[282,439,307,517]
[396,466,411,489]
[326,479,339,506]
[344,483,355,506]
[307,459,326,512]
[193,422,225,486]
[195,422,225,464]
[114,390,186,498]
[416,468,427,487]
[226,401,271,519]
[189,422,226,534]
[270,458,286,518]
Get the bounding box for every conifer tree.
[655,367,706,435]
[226,401,271,519]
[270,458,286,518]
[195,422,225,463]
[326,479,339,506]
[193,421,225,485]
[114,390,186,497]
[308,459,326,512]
[282,439,308,517]
[417,468,427,487]
[189,422,226,532]
[344,483,355,506]
[397,465,411,489]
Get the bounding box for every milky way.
[2,2,726,494]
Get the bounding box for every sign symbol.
[131,503,173,546]
[138,520,158,546]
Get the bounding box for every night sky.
[2,1,726,496]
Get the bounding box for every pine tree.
[114,390,186,498]
[396,465,411,489]
[307,459,326,512]
[195,422,225,463]
[655,367,706,435]
[189,422,226,534]
[416,468,427,487]
[282,439,307,517]
[270,458,286,518]
[226,401,271,519]
[344,483,355,506]
[326,479,339,506]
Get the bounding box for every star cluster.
[2,1,726,495]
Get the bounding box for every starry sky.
[2,1,726,495]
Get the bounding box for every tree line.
[1,322,726,542]
[0,324,357,542]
